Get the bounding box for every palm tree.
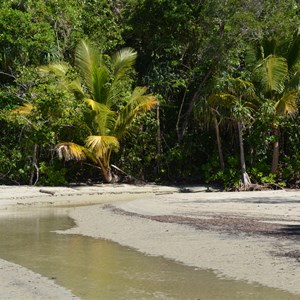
[209,78,256,187]
[42,40,157,182]
[254,30,300,174]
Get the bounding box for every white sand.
[0,185,300,298]
[63,190,300,296]
[0,184,178,299]
[0,259,79,300]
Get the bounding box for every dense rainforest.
[1,0,300,189]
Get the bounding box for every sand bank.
[0,184,300,298]
[0,184,180,299]
[0,259,79,300]
[63,189,300,296]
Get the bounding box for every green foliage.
[0,64,85,184]
[0,3,56,70]
[1,0,300,186]
[0,145,23,184]
[0,0,124,73]
[80,0,124,51]
[159,132,208,182]
[201,155,240,189]
[38,162,68,186]
[116,111,158,181]
[250,167,276,184]
[45,40,157,182]
[10,66,84,142]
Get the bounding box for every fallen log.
[39,189,55,196]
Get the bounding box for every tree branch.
[178,66,214,142]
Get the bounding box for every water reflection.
[0,207,298,300]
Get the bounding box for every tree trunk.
[213,115,225,169]
[271,124,280,174]
[237,121,251,187]
[102,167,114,183]
[178,67,214,143]
[177,21,225,143]
[29,144,39,185]
[156,102,162,174]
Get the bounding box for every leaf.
[255,55,288,94]
[84,98,116,134]
[39,62,70,77]
[39,62,83,96]
[107,48,138,106]
[85,98,109,113]
[12,103,33,116]
[92,65,109,104]
[75,40,103,94]
[287,70,300,91]
[275,90,298,116]
[208,93,237,108]
[114,87,157,138]
[56,142,94,162]
[67,78,84,97]
[85,135,119,158]
[111,47,137,79]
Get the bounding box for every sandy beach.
[0,184,300,299]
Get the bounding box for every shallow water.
[0,207,299,300]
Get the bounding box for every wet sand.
[0,184,300,298]
[0,184,179,299]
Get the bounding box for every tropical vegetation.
[1,0,300,189]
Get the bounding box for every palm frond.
[244,45,259,68]
[124,87,157,112]
[85,135,119,158]
[39,62,70,77]
[228,78,256,98]
[106,48,138,106]
[114,87,157,138]
[111,47,137,79]
[255,55,288,94]
[12,103,33,116]
[275,90,298,116]
[92,65,109,104]
[75,40,102,93]
[66,78,84,97]
[56,142,96,163]
[39,62,83,97]
[130,86,148,100]
[287,70,300,90]
[129,95,157,115]
[85,98,116,134]
[85,98,109,113]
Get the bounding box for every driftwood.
[39,189,55,196]
[111,164,144,184]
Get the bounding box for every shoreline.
[0,184,181,300]
[64,190,300,296]
[0,184,300,298]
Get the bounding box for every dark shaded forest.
[1,0,300,189]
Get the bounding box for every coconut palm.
[254,30,300,174]
[42,40,157,182]
[209,77,257,187]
